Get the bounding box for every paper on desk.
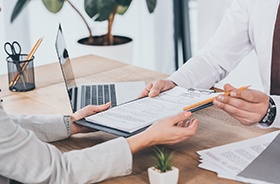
[86,86,219,133]
[238,133,280,183]
[197,130,280,184]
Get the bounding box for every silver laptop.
[55,24,145,112]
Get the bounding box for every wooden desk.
[0,55,277,184]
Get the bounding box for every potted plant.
[148,146,179,184]
[10,0,157,46]
[11,0,157,63]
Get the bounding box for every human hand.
[70,102,111,134]
[213,84,269,126]
[127,111,199,153]
[138,79,177,98]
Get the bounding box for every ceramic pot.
[148,166,179,184]
[77,35,133,64]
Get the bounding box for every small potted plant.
[148,146,179,184]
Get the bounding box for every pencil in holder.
[6,54,35,92]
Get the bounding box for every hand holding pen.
[212,83,269,126]
[183,85,250,112]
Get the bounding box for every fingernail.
[217,95,224,101]
[188,119,196,127]
[213,99,221,107]
[184,111,192,116]
[230,91,237,97]
[185,120,191,127]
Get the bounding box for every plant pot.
[148,166,179,184]
[77,35,133,64]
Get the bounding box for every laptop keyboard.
[69,84,117,111]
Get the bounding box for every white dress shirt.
[168,0,280,128]
[0,102,132,184]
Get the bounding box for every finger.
[137,83,153,98]
[166,111,192,126]
[215,95,254,112]
[224,83,236,92]
[172,119,199,137]
[74,102,111,120]
[223,84,254,102]
[214,97,251,114]
[149,80,164,97]
[177,121,184,127]
[230,89,269,104]
[183,120,191,127]
[213,99,264,124]
[88,102,111,113]
[215,93,268,113]
[187,119,199,130]
[164,121,199,144]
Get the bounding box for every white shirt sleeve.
[168,0,253,89]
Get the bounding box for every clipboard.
[76,87,219,137]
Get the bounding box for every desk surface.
[0,55,276,184]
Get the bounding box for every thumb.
[74,102,111,120]
[224,83,236,92]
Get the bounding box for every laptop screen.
[55,24,76,90]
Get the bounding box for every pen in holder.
[6,54,35,92]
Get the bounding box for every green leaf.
[115,0,132,15]
[116,5,129,15]
[115,0,132,6]
[152,146,174,173]
[146,0,157,13]
[42,0,65,13]
[84,0,97,18]
[85,0,116,21]
[10,0,31,23]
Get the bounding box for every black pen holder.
[6,54,35,92]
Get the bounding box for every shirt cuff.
[63,115,72,136]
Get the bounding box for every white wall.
[0,0,32,74]
[1,0,263,92]
[0,1,174,75]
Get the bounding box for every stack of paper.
[197,131,280,184]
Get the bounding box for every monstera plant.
[11,0,157,46]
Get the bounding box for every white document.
[85,86,218,133]
[197,130,280,184]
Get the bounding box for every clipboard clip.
[187,88,215,95]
